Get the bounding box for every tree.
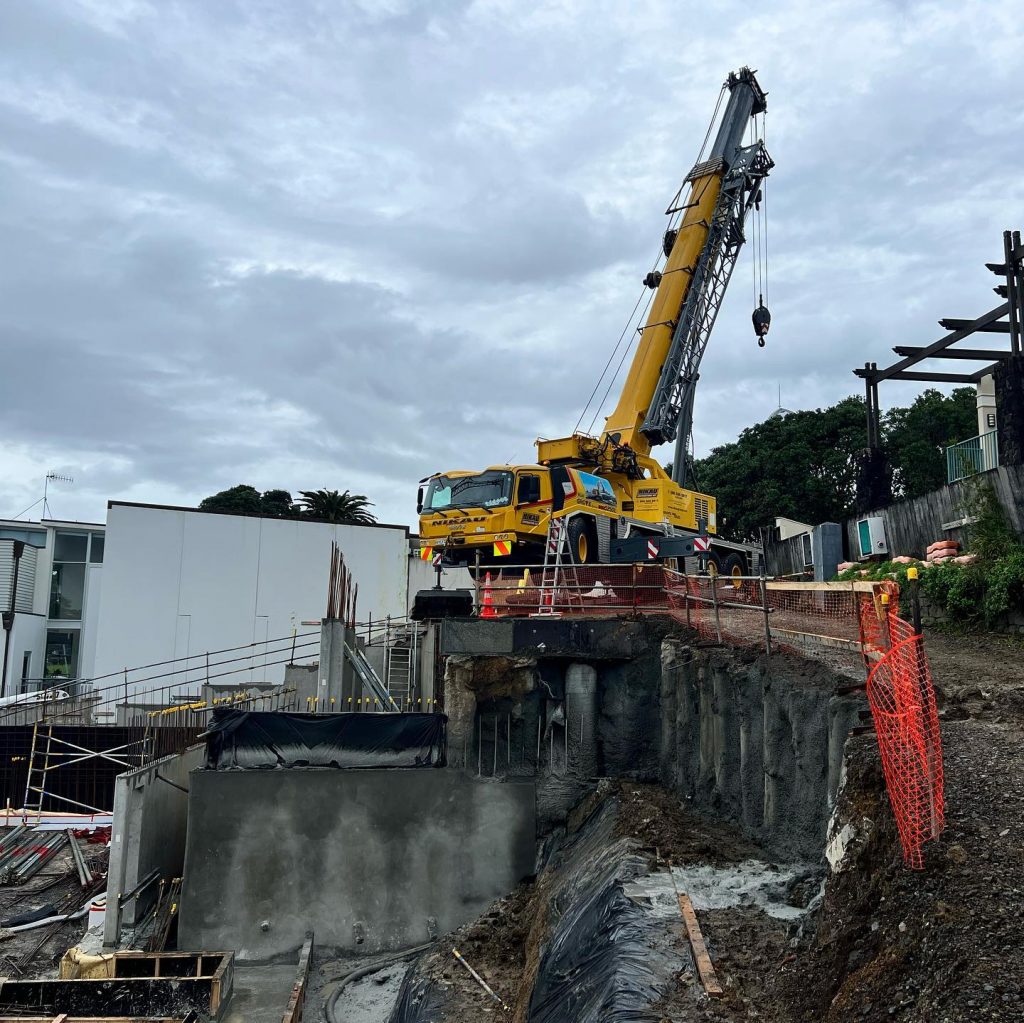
[297,489,376,524]
[199,484,263,516]
[689,388,982,540]
[883,388,976,500]
[692,398,867,541]
[259,489,298,518]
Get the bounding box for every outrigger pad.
[411,588,474,621]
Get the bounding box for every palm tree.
[297,489,376,524]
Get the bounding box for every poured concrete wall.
[105,745,204,943]
[178,769,535,960]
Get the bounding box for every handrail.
[946,429,998,484]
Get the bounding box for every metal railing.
[947,429,998,483]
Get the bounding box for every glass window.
[54,532,88,562]
[45,630,80,680]
[89,534,105,563]
[50,562,86,620]
[424,471,513,512]
[517,475,541,504]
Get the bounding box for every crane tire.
[567,517,596,565]
[721,553,746,588]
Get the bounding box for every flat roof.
[106,500,410,534]
[0,518,105,531]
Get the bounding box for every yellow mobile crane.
[418,68,773,577]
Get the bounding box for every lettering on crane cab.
[433,515,486,526]
[636,487,659,499]
[522,512,540,526]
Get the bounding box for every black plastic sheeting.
[388,794,686,1022]
[203,709,446,769]
[526,799,683,1022]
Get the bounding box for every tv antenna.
[43,473,74,518]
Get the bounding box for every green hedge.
[836,555,1024,628]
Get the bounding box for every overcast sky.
[1,0,1021,528]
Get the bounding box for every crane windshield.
[424,471,513,512]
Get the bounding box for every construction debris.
[451,947,510,1012]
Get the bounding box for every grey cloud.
[1,0,1022,527]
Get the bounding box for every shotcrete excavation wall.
[441,617,865,861]
[659,640,862,859]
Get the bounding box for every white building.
[0,519,106,697]
[92,502,419,699]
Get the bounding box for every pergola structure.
[855,229,1024,451]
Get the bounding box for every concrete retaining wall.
[178,769,536,959]
[105,745,203,943]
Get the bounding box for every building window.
[89,534,105,563]
[54,532,88,562]
[50,530,88,621]
[45,629,80,680]
[21,652,31,685]
[50,562,86,620]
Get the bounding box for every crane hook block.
[752,302,771,346]
[643,271,662,289]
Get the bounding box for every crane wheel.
[567,517,596,565]
[705,551,723,576]
[722,553,745,589]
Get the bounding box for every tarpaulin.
[388,794,685,1023]
[525,798,684,1022]
[203,709,446,770]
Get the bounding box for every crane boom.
[601,68,771,484]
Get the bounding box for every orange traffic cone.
[480,572,497,618]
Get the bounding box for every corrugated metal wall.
[0,541,38,613]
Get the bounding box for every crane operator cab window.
[516,474,542,505]
[424,471,513,512]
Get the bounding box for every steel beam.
[858,302,1010,383]
[891,346,1011,361]
[886,371,977,383]
[970,361,1006,383]
[937,319,1010,333]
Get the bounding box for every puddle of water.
[624,860,806,921]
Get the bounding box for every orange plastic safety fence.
[864,611,945,868]
[481,564,673,617]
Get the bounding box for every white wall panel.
[93,505,411,700]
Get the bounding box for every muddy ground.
[391,625,1024,1022]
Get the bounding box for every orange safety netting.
[480,564,674,617]
[863,609,945,869]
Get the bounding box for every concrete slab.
[223,963,297,1023]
